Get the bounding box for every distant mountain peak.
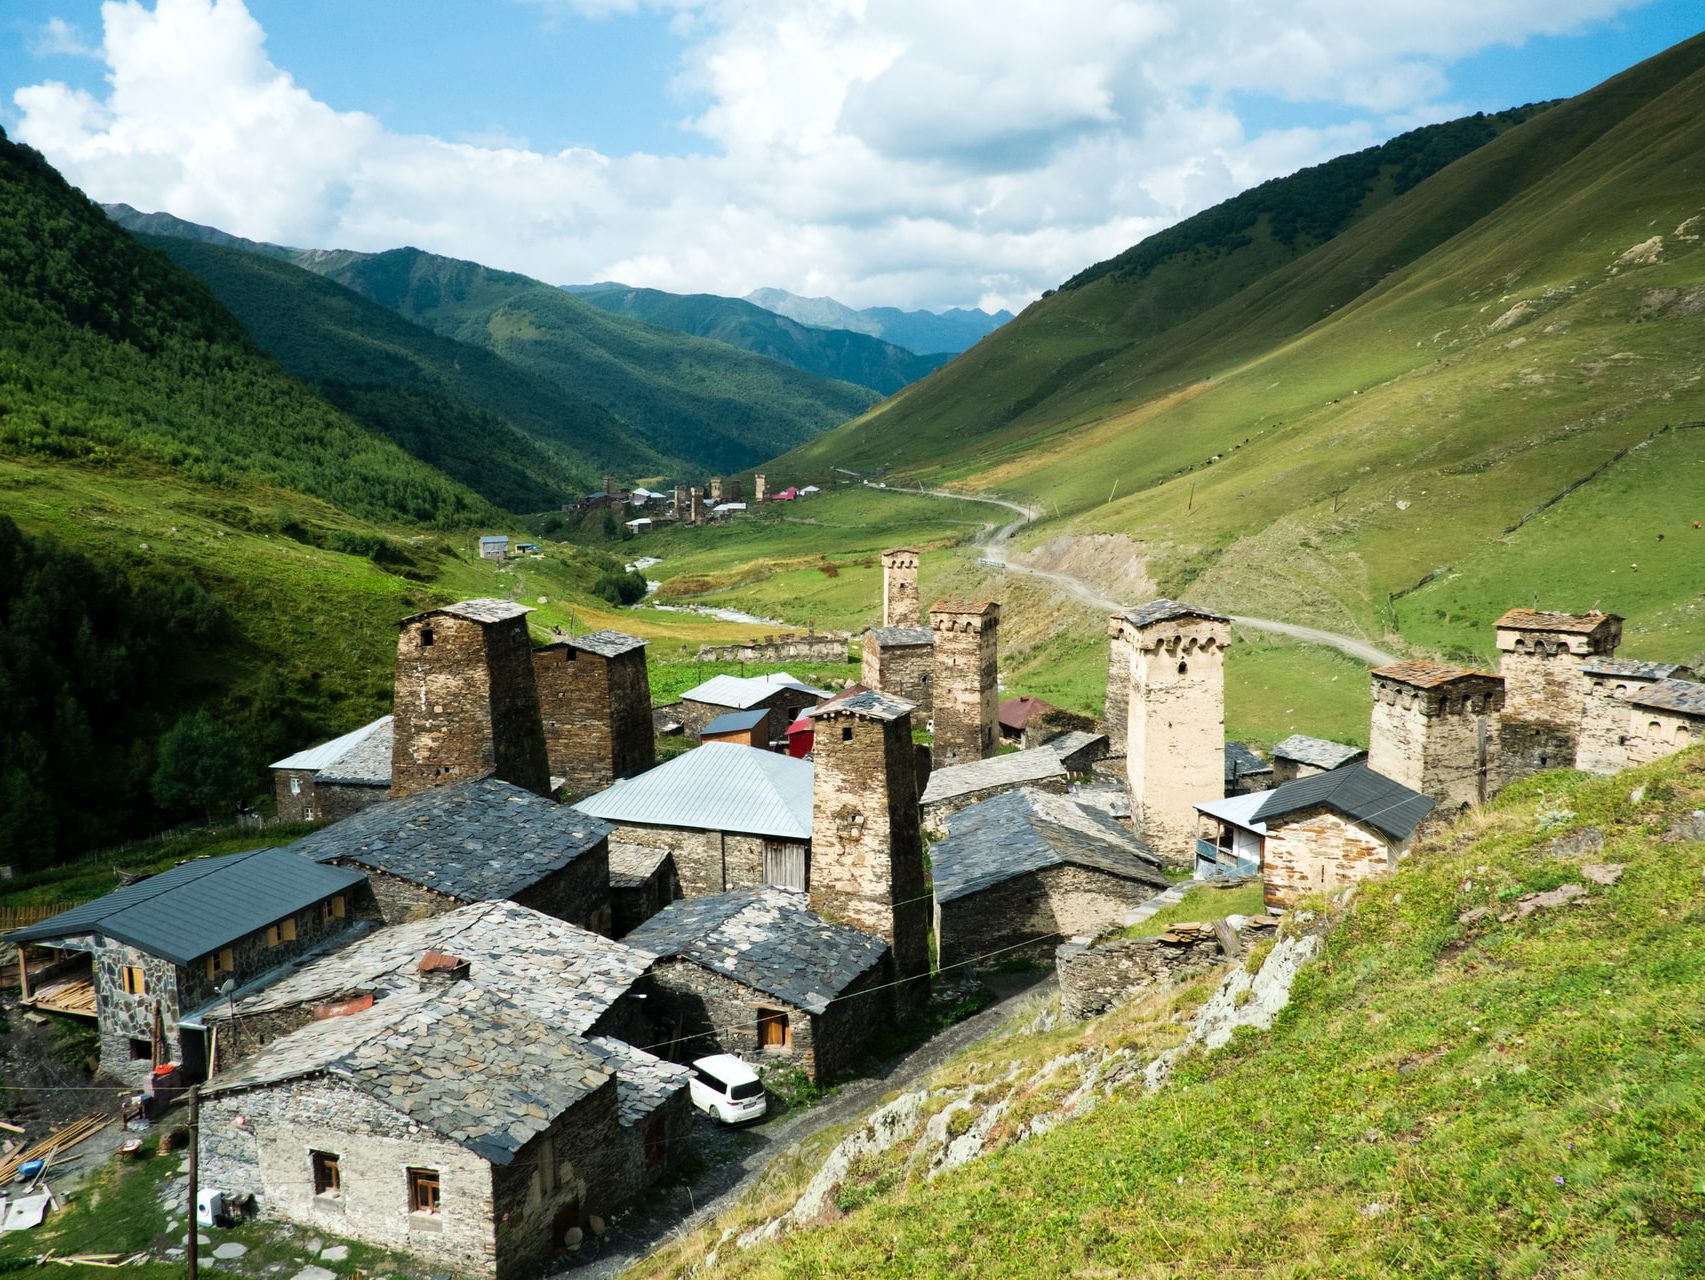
[743,287,1012,355]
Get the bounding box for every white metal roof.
[681,672,830,710]
[269,715,392,772]
[572,742,813,840]
[1194,787,1277,833]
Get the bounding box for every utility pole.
[187,1084,200,1280]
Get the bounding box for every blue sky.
[3,1,1700,309]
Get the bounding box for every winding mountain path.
[867,480,1396,666]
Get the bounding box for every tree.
[150,711,252,821]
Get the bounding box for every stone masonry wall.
[807,956,893,1082]
[1368,677,1502,812]
[534,644,613,797]
[930,605,999,767]
[882,550,920,627]
[695,633,849,665]
[606,823,769,900]
[274,769,316,823]
[934,863,1158,970]
[861,639,933,713]
[1055,931,1224,1021]
[1626,707,1705,767]
[490,1083,625,1279]
[1497,720,1578,789]
[645,960,820,1079]
[509,842,613,936]
[313,783,389,823]
[1104,625,1134,757]
[1577,675,1652,774]
[1124,614,1228,864]
[1261,805,1397,911]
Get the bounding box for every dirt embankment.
[1007,533,1158,607]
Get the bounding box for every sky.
[2,0,1700,312]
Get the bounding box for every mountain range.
[743,287,1013,355]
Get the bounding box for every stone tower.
[689,487,706,524]
[391,600,551,799]
[1494,609,1622,781]
[881,548,920,627]
[1368,661,1505,812]
[673,485,686,517]
[710,477,724,503]
[929,600,1000,767]
[807,689,930,1006]
[532,629,655,797]
[1577,658,1694,774]
[602,474,618,499]
[1113,601,1229,863]
[754,473,767,504]
[728,478,742,503]
[1104,619,1135,755]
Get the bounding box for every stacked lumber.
[0,1114,106,1184]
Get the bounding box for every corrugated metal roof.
[921,747,1068,805]
[1195,788,1276,833]
[702,708,770,735]
[7,848,365,966]
[1251,763,1433,842]
[269,716,392,772]
[681,672,832,710]
[573,743,813,840]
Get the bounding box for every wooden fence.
[0,903,78,935]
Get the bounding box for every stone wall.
[1056,930,1224,1021]
[606,823,771,900]
[695,632,849,665]
[510,841,614,937]
[611,853,680,938]
[861,637,933,713]
[1496,720,1578,788]
[930,604,999,767]
[680,687,817,745]
[392,611,551,800]
[935,863,1161,970]
[273,769,316,823]
[1261,805,1398,911]
[1104,626,1133,757]
[881,550,920,627]
[489,1083,626,1278]
[1123,613,1228,863]
[1626,707,1705,767]
[1368,675,1503,813]
[1577,672,1680,774]
[273,772,386,823]
[533,643,655,799]
[1495,620,1618,727]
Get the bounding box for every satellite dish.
[218,979,236,997]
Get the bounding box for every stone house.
[860,625,934,713]
[1494,609,1622,784]
[624,887,892,1083]
[1368,661,1504,814]
[531,630,654,799]
[290,777,613,934]
[1624,678,1705,766]
[999,696,1097,749]
[677,672,832,745]
[1224,742,1275,795]
[1269,735,1365,785]
[1252,763,1434,911]
[700,708,770,748]
[1577,659,1694,773]
[7,848,366,1084]
[919,745,1069,836]
[573,743,812,901]
[270,716,393,823]
[198,984,677,1280]
[931,788,1168,969]
[477,535,509,560]
[1047,730,1109,775]
[609,844,681,937]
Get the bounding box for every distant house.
[478,535,509,560]
[1269,735,1366,785]
[6,848,367,1083]
[709,502,747,520]
[624,886,891,1082]
[269,715,392,823]
[700,708,770,749]
[1224,742,1274,796]
[1193,789,1272,878]
[998,696,1057,744]
[625,517,653,533]
[932,788,1168,968]
[1251,764,1433,911]
[288,777,614,934]
[920,745,1070,834]
[771,487,799,502]
[573,743,812,900]
[677,671,831,743]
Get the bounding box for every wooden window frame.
[266,917,299,948]
[311,1150,341,1196]
[408,1167,441,1216]
[321,895,346,923]
[204,947,235,982]
[121,965,147,996]
[757,1007,792,1051]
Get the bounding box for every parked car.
[688,1054,767,1124]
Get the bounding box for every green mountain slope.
[573,284,950,394]
[776,34,1705,665]
[744,287,1014,354]
[137,235,664,510]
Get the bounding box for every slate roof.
[1496,609,1620,634]
[1113,599,1228,628]
[583,1037,692,1127]
[404,598,530,625]
[1582,657,1688,681]
[291,777,610,903]
[932,788,1166,904]
[1224,742,1273,786]
[313,720,394,786]
[866,626,933,649]
[625,887,888,1015]
[573,743,812,840]
[929,599,999,617]
[608,843,671,889]
[921,747,1068,805]
[999,696,1058,732]
[807,689,916,721]
[1632,678,1705,717]
[681,673,832,710]
[221,900,654,1037]
[7,848,365,966]
[1370,660,1500,689]
[702,709,771,736]
[1271,735,1366,771]
[202,985,612,1166]
[269,715,392,775]
[1046,730,1107,762]
[1251,763,1434,843]
[565,630,647,659]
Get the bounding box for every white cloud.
[10,0,1650,311]
[29,17,100,58]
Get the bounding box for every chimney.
[417,951,471,984]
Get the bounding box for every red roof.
[999,695,1058,731]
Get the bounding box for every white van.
[688,1054,767,1124]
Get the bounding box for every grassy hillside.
[771,36,1705,670]
[646,749,1705,1278]
[574,285,950,394]
[138,236,659,509]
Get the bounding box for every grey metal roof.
[625,887,888,1014]
[7,848,365,966]
[1581,657,1688,681]
[1251,763,1434,842]
[220,900,654,1037]
[1195,788,1275,833]
[1114,599,1228,628]
[702,709,770,736]
[313,719,394,786]
[1225,742,1273,785]
[401,598,530,625]
[932,788,1166,904]
[573,743,812,840]
[203,985,612,1165]
[1632,678,1705,716]
[478,536,509,546]
[292,777,610,902]
[269,716,392,774]
[807,689,916,721]
[866,626,933,649]
[567,629,648,658]
[1271,735,1366,771]
[921,747,1068,805]
[681,673,832,710]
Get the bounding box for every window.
[128,1037,152,1061]
[204,948,235,981]
[289,776,302,795]
[841,725,854,742]
[408,1168,441,1215]
[321,895,346,923]
[758,1008,791,1050]
[121,966,147,996]
[1177,661,1189,675]
[419,626,434,648]
[265,917,298,948]
[311,1151,341,1196]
